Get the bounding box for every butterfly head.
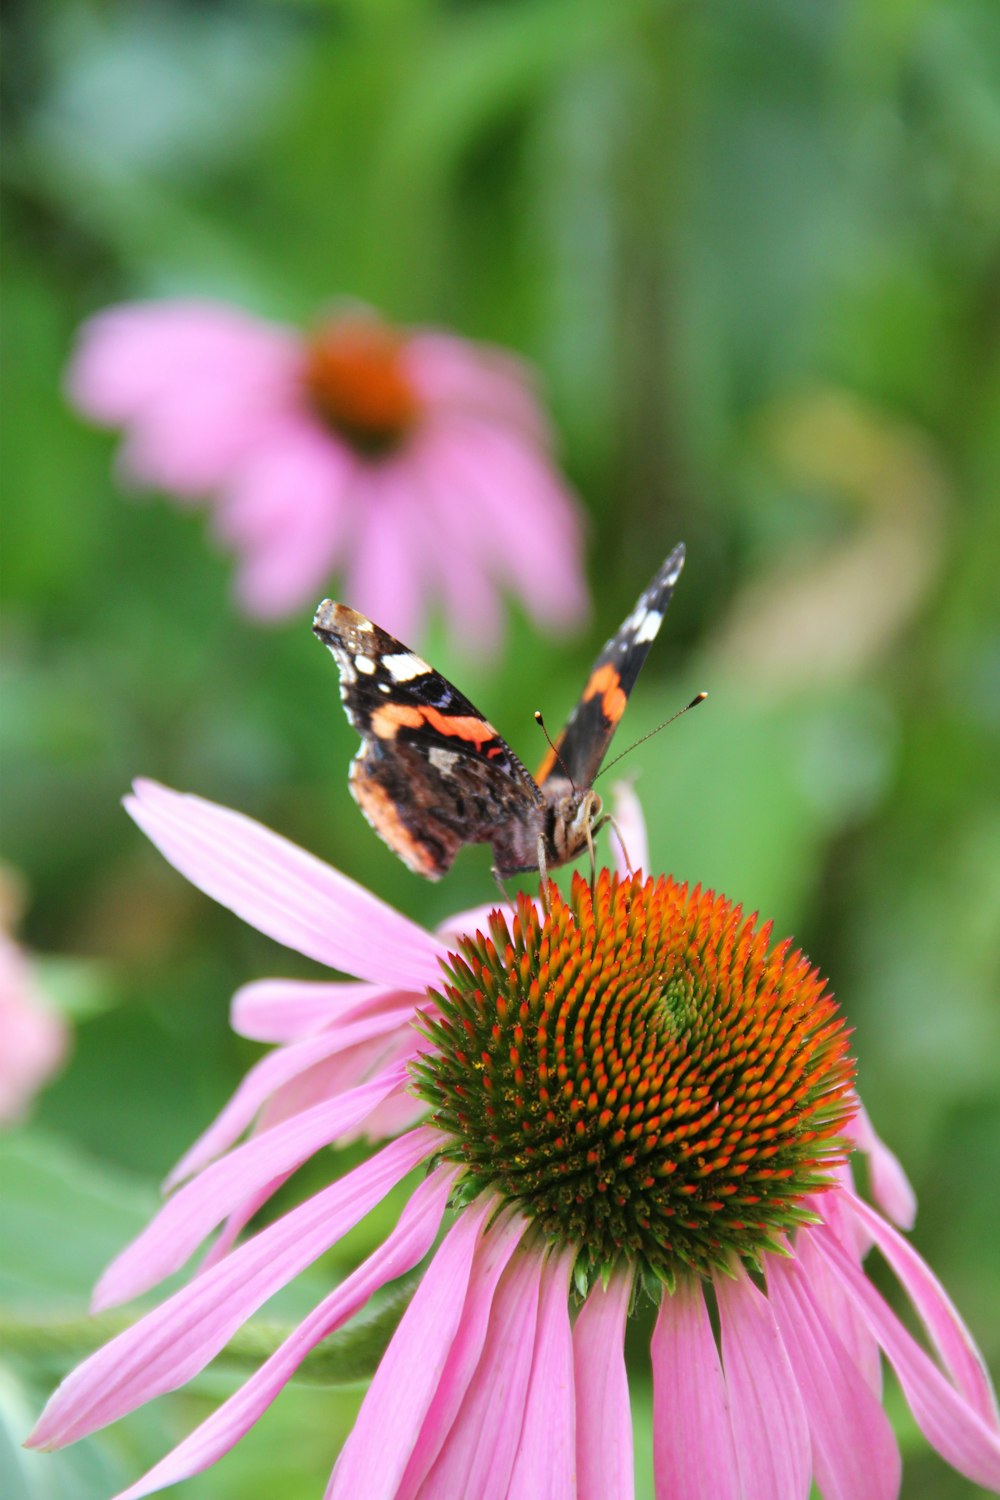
[546,784,605,867]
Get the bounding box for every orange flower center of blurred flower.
[303,316,420,454]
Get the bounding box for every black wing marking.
[536,542,686,790]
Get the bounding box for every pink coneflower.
[67,302,588,647]
[0,929,68,1126]
[28,781,1000,1499]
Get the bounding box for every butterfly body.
[313,543,685,880]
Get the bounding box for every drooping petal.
[343,462,430,646]
[125,780,445,989]
[814,1225,1000,1489]
[651,1276,739,1500]
[115,382,285,498]
[218,424,357,619]
[714,1265,811,1500]
[794,1230,883,1396]
[395,1213,528,1500]
[95,1065,407,1308]
[108,1165,455,1500]
[27,1128,437,1451]
[508,1249,576,1500]
[411,1246,545,1500]
[573,1272,634,1500]
[419,419,588,631]
[849,1102,917,1229]
[847,1191,999,1425]
[165,1008,418,1187]
[766,1252,900,1500]
[326,1195,497,1500]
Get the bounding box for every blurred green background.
[2,0,999,1496]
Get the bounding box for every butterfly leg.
[491,866,517,911]
[534,833,553,917]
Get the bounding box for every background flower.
[27,784,1000,1499]
[0,931,68,1125]
[0,868,68,1125]
[67,301,589,649]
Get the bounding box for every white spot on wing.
[384,652,431,682]
[429,747,460,775]
[354,654,377,675]
[633,608,662,644]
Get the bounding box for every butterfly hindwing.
[536,542,686,789]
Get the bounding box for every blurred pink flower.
[0,931,68,1124]
[28,781,1000,1500]
[67,302,589,648]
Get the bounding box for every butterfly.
[313,543,686,880]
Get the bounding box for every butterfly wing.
[536,543,686,790]
[314,602,543,879]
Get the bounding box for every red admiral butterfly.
[313,543,686,880]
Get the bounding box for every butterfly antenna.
[534,711,576,791]
[594,692,708,782]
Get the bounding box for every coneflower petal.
[126,780,445,989]
[109,1167,456,1500]
[573,1273,634,1500]
[651,1277,739,1500]
[715,1265,811,1500]
[766,1252,900,1500]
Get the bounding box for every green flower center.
[414,870,856,1293]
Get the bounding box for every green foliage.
[2,1,998,1496]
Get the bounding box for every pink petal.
[95,1065,408,1308]
[405,332,550,446]
[219,425,357,619]
[114,383,285,498]
[766,1252,900,1500]
[343,461,431,645]
[230,978,408,1043]
[848,1101,917,1229]
[411,1246,545,1500]
[165,1009,418,1187]
[714,1265,811,1500]
[402,453,511,655]
[0,933,68,1122]
[326,1195,498,1500]
[28,1127,437,1450]
[846,1190,999,1425]
[814,1224,1000,1488]
[67,302,299,425]
[125,780,446,989]
[395,1212,528,1500]
[197,1173,293,1272]
[107,1166,455,1500]
[609,781,649,880]
[651,1277,739,1500]
[419,420,588,631]
[794,1230,883,1397]
[508,1250,576,1500]
[573,1273,634,1500]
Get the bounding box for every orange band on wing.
[371,701,498,746]
[584,663,627,724]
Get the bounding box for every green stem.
[0,1274,418,1387]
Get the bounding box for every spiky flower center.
[414,870,856,1290]
[303,314,419,453]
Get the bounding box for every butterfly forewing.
[536,543,686,790]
